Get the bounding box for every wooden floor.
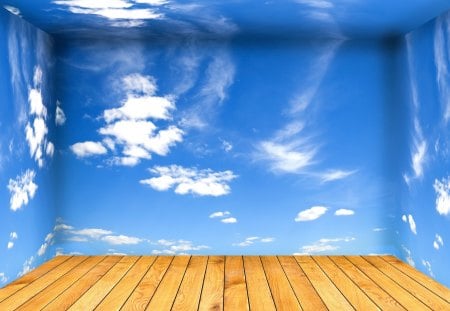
[1,256,450,310]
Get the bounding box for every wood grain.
[224,256,249,310]
[172,256,208,311]
[121,256,173,311]
[0,255,448,310]
[198,256,225,311]
[261,256,302,311]
[243,256,276,311]
[145,256,190,310]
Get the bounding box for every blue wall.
[0,9,56,285]
[398,11,450,287]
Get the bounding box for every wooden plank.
[224,256,248,310]
[261,256,302,311]
[0,256,71,302]
[68,256,138,310]
[42,256,122,311]
[145,256,190,310]
[18,256,105,310]
[295,256,353,310]
[95,256,156,311]
[243,256,275,311]
[198,256,225,311]
[346,256,431,310]
[364,256,450,310]
[313,256,378,310]
[121,256,173,311]
[278,256,326,310]
[0,256,87,310]
[330,256,405,310]
[383,255,450,303]
[172,256,208,311]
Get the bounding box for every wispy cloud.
[3,5,20,15]
[140,165,237,196]
[7,232,18,250]
[373,228,386,232]
[221,139,233,152]
[402,214,417,235]
[0,273,7,285]
[101,235,143,245]
[7,170,38,211]
[404,34,427,184]
[334,209,354,216]
[55,101,66,126]
[401,245,415,267]
[434,177,450,216]
[319,170,357,183]
[295,206,327,222]
[434,12,450,122]
[209,211,231,218]
[433,234,444,250]
[233,236,275,247]
[422,260,434,277]
[152,239,209,255]
[296,237,355,254]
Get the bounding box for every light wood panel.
[0,255,448,310]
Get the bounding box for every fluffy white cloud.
[209,211,230,218]
[334,209,354,216]
[434,177,450,215]
[320,170,356,182]
[25,66,53,168]
[37,233,54,256]
[69,228,113,239]
[70,141,108,157]
[295,206,327,222]
[433,234,444,250]
[221,217,237,224]
[55,105,66,126]
[297,237,355,254]
[408,214,417,235]
[7,170,38,211]
[233,236,275,247]
[402,214,407,222]
[72,74,183,166]
[101,235,143,245]
[140,165,237,196]
[7,242,14,249]
[221,140,233,152]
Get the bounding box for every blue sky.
[52,37,396,258]
[0,0,449,288]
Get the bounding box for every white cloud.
[54,223,74,231]
[55,105,66,126]
[3,5,20,15]
[101,235,142,245]
[233,236,275,247]
[298,237,355,254]
[73,74,183,167]
[0,273,7,284]
[140,165,237,196]
[407,214,417,235]
[295,0,333,9]
[334,209,354,216]
[320,170,356,182]
[134,0,168,5]
[153,239,209,254]
[209,211,230,218]
[373,228,386,232]
[401,245,415,267]
[7,232,18,249]
[37,233,55,256]
[221,140,233,152]
[422,260,434,277]
[70,141,108,157]
[434,177,450,215]
[402,214,407,222]
[295,206,327,222]
[7,170,38,211]
[25,66,53,168]
[433,234,444,250]
[221,217,237,224]
[54,0,132,9]
[69,228,113,239]
[434,13,450,122]
[46,142,55,157]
